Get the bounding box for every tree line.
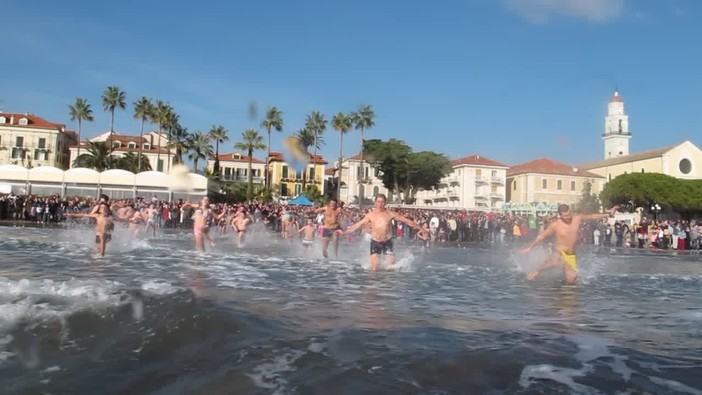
[67,85,377,201]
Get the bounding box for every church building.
[581,91,702,181]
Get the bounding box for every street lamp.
[650,203,662,223]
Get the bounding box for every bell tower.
[603,90,631,159]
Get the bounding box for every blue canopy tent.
[288,195,314,206]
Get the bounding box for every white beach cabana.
[28,166,64,196]
[135,171,171,200]
[99,169,136,199]
[0,164,29,194]
[64,168,101,198]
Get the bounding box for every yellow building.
[0,112,77,169]
[206,152,265,184]
[268,151,326,198]
[581,140,702,182]
[506,158,605,207]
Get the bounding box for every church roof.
[508,158,603,178]
[610,90,623,103]
[451,154,507,168]
[580,144,677,170]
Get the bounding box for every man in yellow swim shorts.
[519,204,618,285]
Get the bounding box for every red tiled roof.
[269,151,328,165]
[325,168,336,175]
[216,152,265,164]
[508,158,604,178]
[0,112,65,130]
[451,154,507,168]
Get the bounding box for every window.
[12,148,24,159]
[513,180,517,190]
[491,170,497,177]
[282,165,288,178]
[281,183,288,196]
[641,168,645,173]
[38,138,46,149]
[0,116,5,123]
[557,180,562,190]
[113,141,121,148]
[34,149,48,161]
[542,178,547,189]
[365,167,369,178]
[128,142,136,149]
[476,169,482,176]
[143,143,151,150]
[373,186,379,196]
[224,168,232,178]
[18,117,28,125]
[608,174,612,181]
[491,185,497,193]
[309,167,315,180]
[157,159,164,172]
[294,184,302,195]
[15,136,24,147]
[570,181,576,191]
[679,158,692,174]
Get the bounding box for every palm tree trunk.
[109,109,115,168]
[193,158,198,173]
[167,129,172,172]
[76,119,82,167]
[266,127,271,189]
[359,127,364,209]
[138,118,145,171]
[337,131,344,201]
[156,127,162,172]
[312,132,317,191]
[247,149,254,201]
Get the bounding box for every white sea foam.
[649,376,702,395]
[140,280,181,295]
[247,349,305,394]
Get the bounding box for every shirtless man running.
[65,202,114,257]
[143,203,158,238]
[231,207,253,248]
[312,198,343,258]
[519,204,618,285]
[339,194,428,271]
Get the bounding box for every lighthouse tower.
[603,90,631,159]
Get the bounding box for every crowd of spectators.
[1,193,700,251]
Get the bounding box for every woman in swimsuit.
[183,197,220,252]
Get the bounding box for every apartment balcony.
[490,177,504,185]
[448,190,459,198]
[221,175,264,183]
[475,194,488,200]
[490,192,504,200]
[475,176,488,184]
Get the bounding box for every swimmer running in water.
[182,197,220,252]
[64,202,114,257]
[519,204,618,285]
[298,218,316,255]
[311,198,343,258]
[339,194,428,271]
[231,207,253,248]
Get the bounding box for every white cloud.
[504,0,627,23]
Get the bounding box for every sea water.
[0,226,701,394]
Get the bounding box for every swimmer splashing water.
[339,194,428,271]
[519,204,618,285]
[182,197,221,252]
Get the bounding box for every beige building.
[69,131,174,172]
[336,154,391,205]
[268,151,327,198]
[0,112,77,169]
[507,158,605,207]
[414,154,508,211]
[581,140,702,182]
[206,152,265,184]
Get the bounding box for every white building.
[0,112,77,169]
[68,131,174,172]
[206,152,265,184]
[603,90,631,159]
[336,154,392,205]
[414,154,508,211]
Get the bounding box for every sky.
[1,0,701,168]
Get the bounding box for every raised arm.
[579,205,618,221]
[519,223,555,253]
[340,214,371,235]
[391,211,424,234]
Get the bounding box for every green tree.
[150,100,174,172]
[234,129,266,201]
[101,86,127,168]
[261,106,284,188]
[363,138,412,201]
[68,97,94,161]
[576,181,601,213]
[351,105,375,207]
[73,141,114,171]
[133,97,153,170]
[295,128,323,189]
[405,151,452,203]
[207,125,228,179]
[331,112,352,200]
[116,151,152,173]
[188,131,213,173]
[169,124,190,164]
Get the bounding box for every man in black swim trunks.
[312,198,343,258]
[339,194,428,271]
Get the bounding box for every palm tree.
[295,128,317,189]
[101,86,127,168]
[187,131,213,173]
[116,151,152,173]
[169,124,190,164]
[73,141,113,171]
[304,111,327,188]
[207,125,228,179]
[233,129,266,201]
[260,106,284,188]
[68,98,94,163]
[150,100,172,172]
[351,105,375,207]
[332,112,352,200]
[133,97,153,170]
[164,110,179,172]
